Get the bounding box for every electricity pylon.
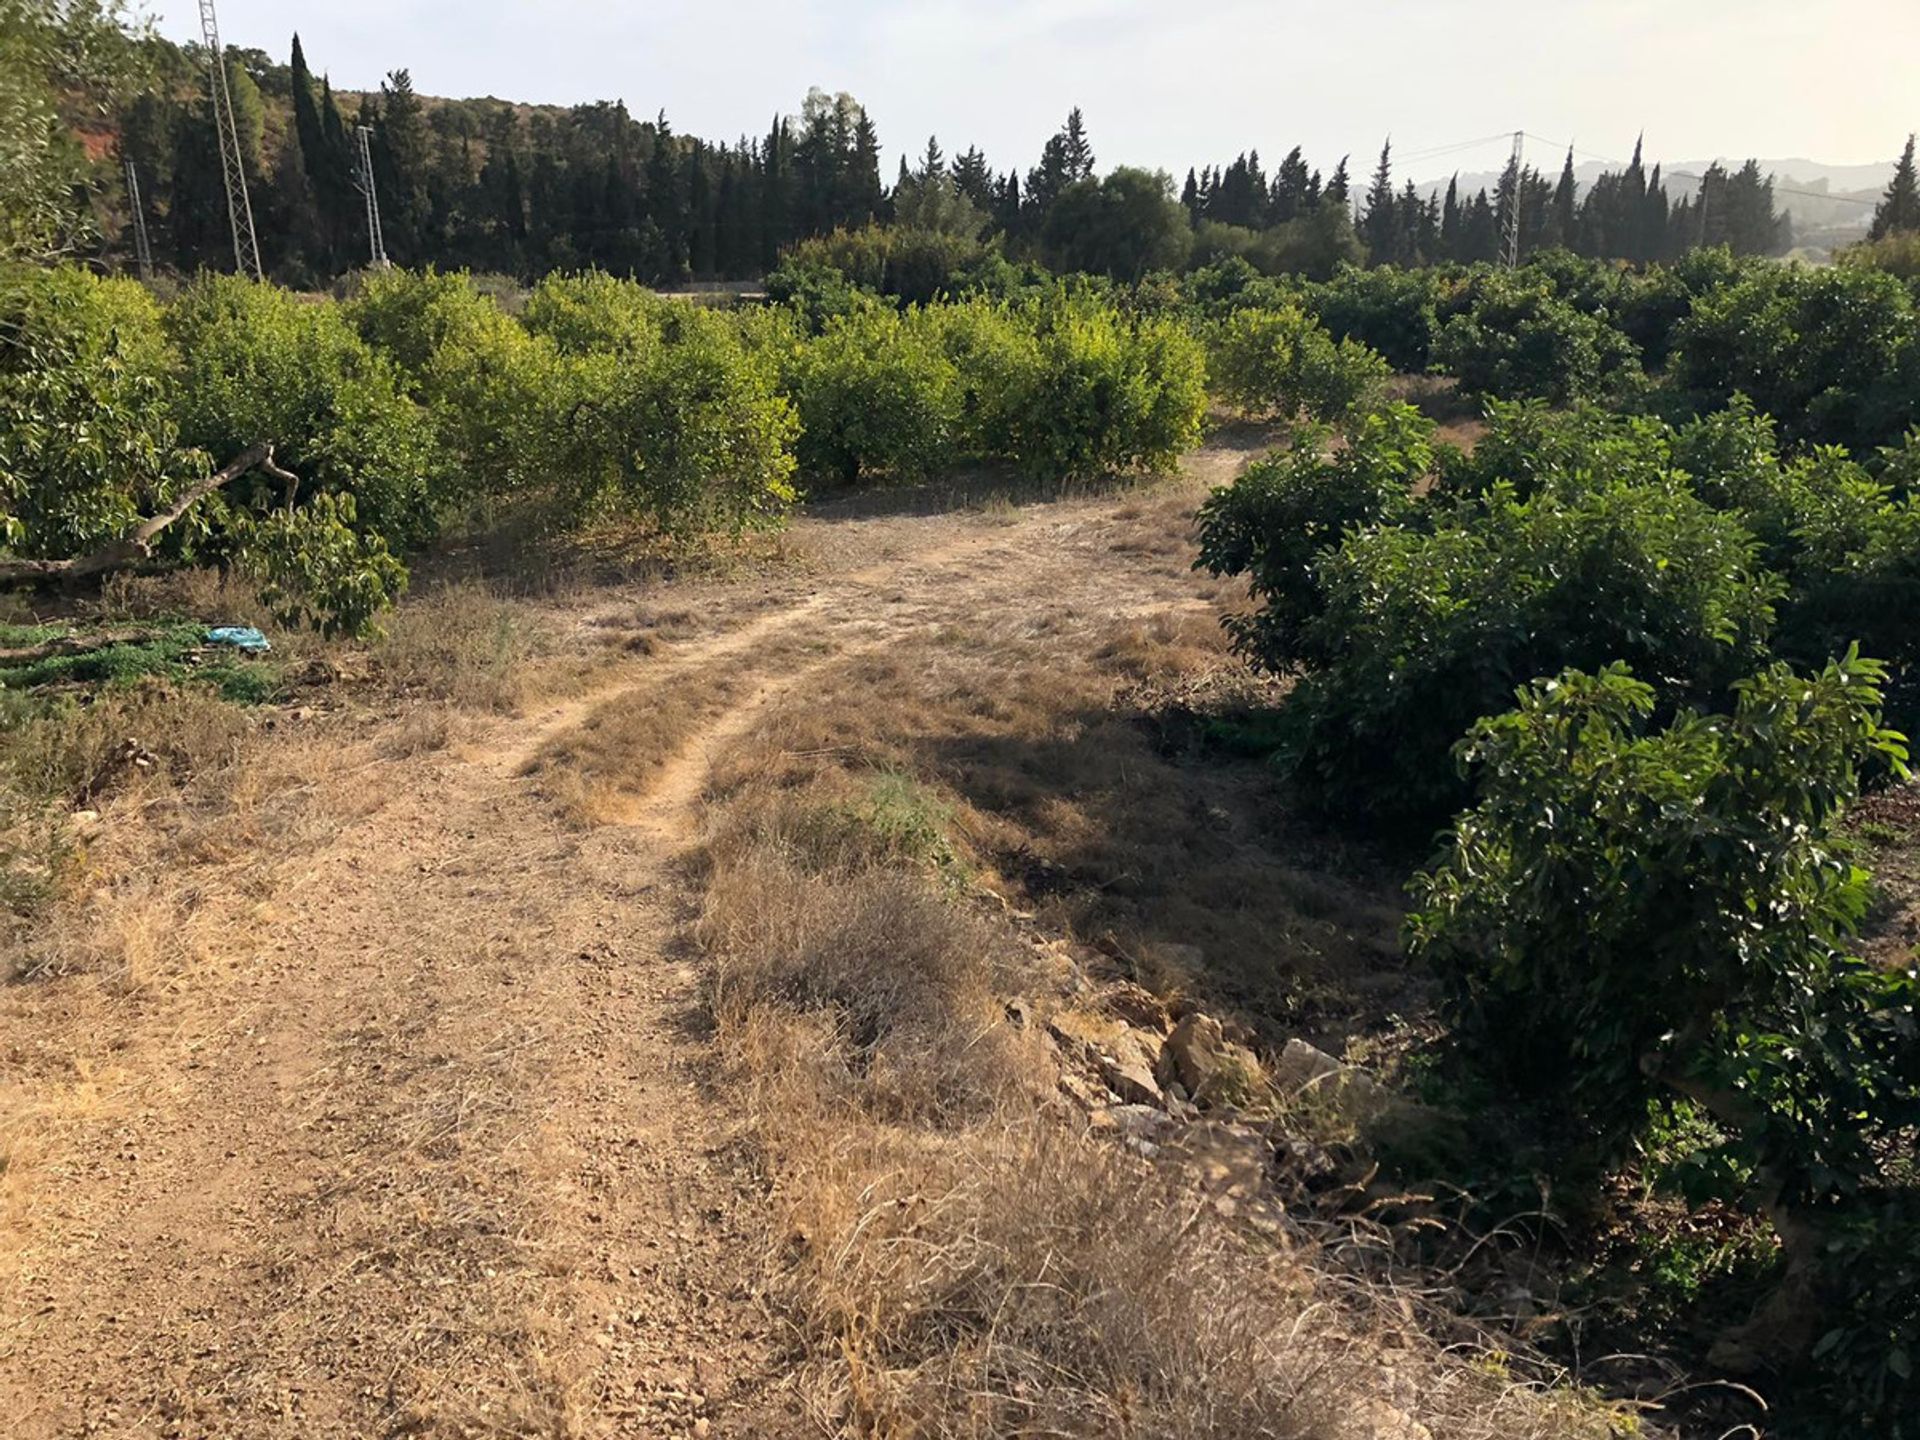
[197,0,262,280]
[1499,130,1525,268]
[353,125,390,269]
[123,157,154,282]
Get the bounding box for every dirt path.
[0,446,1261,1438]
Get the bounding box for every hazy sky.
[163,1,1920,181]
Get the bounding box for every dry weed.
[372,581,558,712]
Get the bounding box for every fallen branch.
[0,443,301,585]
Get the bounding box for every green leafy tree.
[1040,167,1191,280]
[1,0,148,261]
[1208,304,1388,421]
[1409,653,1919,1423]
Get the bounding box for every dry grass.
[686,534,1633,1439]
[370,580,568,712]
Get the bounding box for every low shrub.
[1209,305,1388,421]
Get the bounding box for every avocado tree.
[1409,653,1919,1423]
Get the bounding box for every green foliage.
[1306,264,1439,371]
[1671,263,1920,453]
[1040,168,1193,282]
[572,307,798,531]
[990,300,1208,480]
[770,225,1003,309]
[785,307,961,484]
[0,264,195,558]
[0,621,279,701]
[1433,272,1642,402]
[1208,304,1388,421]
[1225,461,1781,823]
[0,0,147,261]
[239,491,407,637]
[346,265,504,378]
[519,270,666,356]
[166,273,442,549]
[1408,654,1920,1433]
[1196,402,1433,664]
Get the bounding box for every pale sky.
[164,1,1920,182]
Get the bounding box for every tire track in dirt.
[0,444,1264,1438]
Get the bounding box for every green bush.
[1209,305,1388,422]
[1306,264,1439,371]
[520,270,666,356]
[1264,473,1779,823]
[239,491,408,637]
[1433,273,1642,402]
[1196,402,1433,663]
[991,301,1207,480]
[784,307,962,484]
[0,265,196,560]
[573,307,798,532]
[347,265,506,379]
[770,225,995,309]
[1408,653,1918,1431]
[166,273,443,550]
[1670,263,1920,453]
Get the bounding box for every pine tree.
[1271,146,1311,223]
[1062,107,1094,181]
[1549,149,1577,249]
[1180,167,1200,221]
[951,147,994,209]
[1325,156,1351,209]
[1870,134,1920,240]
[850,108,885,223]
[1361,139,1396,263]
[917,135,945,182]
[1440,175,1462,259]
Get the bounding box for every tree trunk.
[0,445,299,585]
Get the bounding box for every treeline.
[103,32,1897,289]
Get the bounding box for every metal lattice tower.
[1499,130,1525,269]
[123,157,154,282]
[197,0,262,280]
[353,126,390,269]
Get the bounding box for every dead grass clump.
[774,1120,1625,1440]
[92,566,272,628]
[1,678,252,806]
[1093,607,1233,683]
[702,843,1034,1125]
[372,582,555,712]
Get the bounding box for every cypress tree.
[1062,107,1094,181]
[1325,156,1351,209]
[1548,150,1576,248]
[1361,139,1396,262]
[1869,134,1920,240]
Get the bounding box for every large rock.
[1272,1037,1387,1120]
[1045,1008,1164,1108]
[1156,1013,1267,1110]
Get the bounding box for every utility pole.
[1500,130,1525,268]
[123,157,154,282]
[353,125,390,269]
[197,0,262,280]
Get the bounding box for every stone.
[1156,1013,1268,1110]
[1347,1399,1432,1440]
[1103,980,1171,1034]
[1273,1038,1387,1120]
[1046,1008,1166,1109]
